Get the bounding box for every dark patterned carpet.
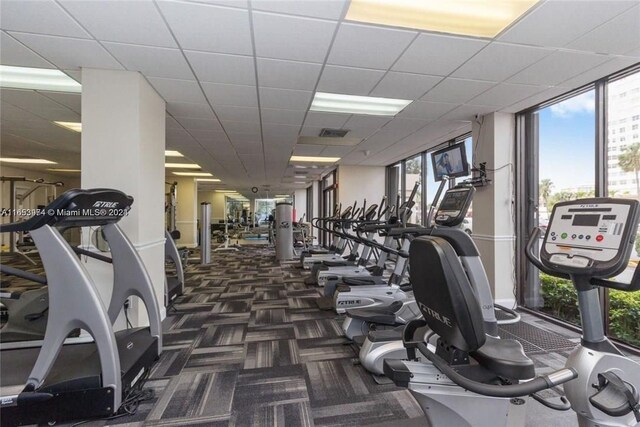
[106,245,423,426]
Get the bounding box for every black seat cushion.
[343,276,385,286]
[323,260,349,267]
[347,301,404,325]
[471,335,535,380]
[409,236,485,352]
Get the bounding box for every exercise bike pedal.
[589,372,640,420]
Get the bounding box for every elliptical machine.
[384,197,640,427]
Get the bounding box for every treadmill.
[164,229,185,308]
[0,189,163,426]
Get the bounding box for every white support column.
[173,176,198,248]
[81,68,167,321]
[471,112,517,308]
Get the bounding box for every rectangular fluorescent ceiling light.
[215,190,238,193]
[290,155,340,163]
[165,163,201,169]
[54,121,81,132]
[1,157,56,164]
[173,172,215,177]
[275,195,291,197]
[0,65,81,93]
[197,178,222,182]
[165,150,183,157]
[346,0,539,38]
[47,168,80,173]
[311,92,411,116]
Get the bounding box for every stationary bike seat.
[471,335,535,380]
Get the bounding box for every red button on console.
[596,235,604,242]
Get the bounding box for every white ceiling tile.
[393,34,488,76]
[439,104,497,121]
[166,115,182,129]
[187,128,227,141]
[185,51,255,85]
[567,5,640,55]
[252,0,345,20]
[421,78,495,104]
[183,0,248,7]
[60,0,177,48]
[382,118,428,134]
[236,143,263,155]
[157,1,252,54]
[0,32,54,68]
[10,33,123,70]
[498,1,637,48]
[257,58,322,90]
[175,116,222,130]
[467,83,547,108]
[559,56,640,89]
[215,105,260,122]
[148,77,207,104]
[300,125,324,137]
[0,0,90,38]
[263,122,299,137]
[202,83,258,107]
[507,50,611,86]
[168,102,215,119]
[261,108,306,126]
[501,86,571,113]
[328,23,416,70]
[293,144,325,156]
[222,120,261,133]
[370,72,441,99]
[344,115,391,131]
[320,145,353,157]
[317,65,385,96]
[259,87,313,110]
[252,12,336,63]
[38,91,81,113]
[452,42,554,82]
[397,100,457,120]
[303,111,350,128]
[103,42,194,79]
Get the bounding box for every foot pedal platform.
[589,372,640,421]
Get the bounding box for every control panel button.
[551,236,557,241]
[596,235,604,242]
[551,232,556,237]
[571,234,577,239]
[578,235,583,239]
[585,235,591,240]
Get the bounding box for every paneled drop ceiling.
[1,0,639,195]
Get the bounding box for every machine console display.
[542,199,639,276]
[434,186,474,227]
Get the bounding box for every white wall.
[337,165,386,211]
[294,188,306,221]
[172,176,197,247]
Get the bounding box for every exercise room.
[0,1,639,426]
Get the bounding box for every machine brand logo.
[579,204,598,208]
[418,302,452,327]
[337,299,361,306]
[93,201,119,208]
[279,221,290,229]
[127,341,134,350]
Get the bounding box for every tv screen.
[430,142,470,182]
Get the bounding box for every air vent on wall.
[319,128,349,138]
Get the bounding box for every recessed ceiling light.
[197,178,222,182]
[53,121,82,132]
[275,195,291,198]
[294,181,308,184]
[345,0,539,38]
[215,190,238,193]
[1,157,56,164]
[310,92,411,116]
[165,150,183,157]
[0,65,81,93]
[173,172,215,177]
[290,155,340,163]
[165,163,201,169]
[47,168,81,173]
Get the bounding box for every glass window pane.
[462,136,473,234]
[606,70,640,346]
[404,155,422,224]
[527,89,596,326]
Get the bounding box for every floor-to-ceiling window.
[321,170,337,246]
[606,70,640,346]
[518,65,640,348]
